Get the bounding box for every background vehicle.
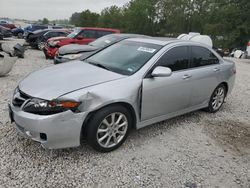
[9,38,235,152]
[54,33,148,64]
[23,24,63,38]
[44,27,120,59]
[0,33,3,40]
[0,23,16,29]
[0,25,13,39]
[26,29,70,50]
[38,30,71,50]
[11,27,24,38]
[0,20,9,24]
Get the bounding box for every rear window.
[89,35,120,48]
[190,46,219,68]
[96,30,115,38]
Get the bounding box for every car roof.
[45,29,70,33]
[126,37,213,48]
[106,33,149,39]
[79,27,120,32]
[126,37,180,46]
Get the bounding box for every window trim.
[144,44,191,78]
[144,44,221,79]
[189,45,220,69]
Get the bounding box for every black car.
[0,25,13,39]
[26,29,70,50]
[54,33,149,64]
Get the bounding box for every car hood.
[59,44,98,55]
[19,61,125,100]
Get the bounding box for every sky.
[0,0,131,20]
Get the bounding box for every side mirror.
[151,66,172,77]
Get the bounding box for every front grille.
[12,90,31,107]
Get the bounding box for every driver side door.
[141,46,192,121]
[76,29,96,44]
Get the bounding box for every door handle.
[213,67,220,72]
[182,74,192,80]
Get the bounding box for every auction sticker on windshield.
[104,40,111,44]
[137,47,156,53]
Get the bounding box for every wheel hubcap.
[97,112,128,148]
[212,87,225,110]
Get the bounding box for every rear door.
[141,46,192,121]
[188,46,222,106]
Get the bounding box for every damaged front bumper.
[9,102,87,149]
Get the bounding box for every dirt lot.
[0,38,250,188]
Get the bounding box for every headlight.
[63,53,82,60]
[48,41,59,47]
[23,98,81,115]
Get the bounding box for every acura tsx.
[9,38,236,152]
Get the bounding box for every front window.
[67,28,81,38]
[89,35,120,48]
[86,41,162,75]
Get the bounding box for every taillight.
[247,42,250,47]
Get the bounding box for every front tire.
[37,40,45,50]
[17,32,23,39]
[206,84,227,113]
[86,105,132,152]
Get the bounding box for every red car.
[0,23,16,29]
[43,27,120,59]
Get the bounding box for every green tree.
[42,18,49,24]
[98,6,123,29]
[122,0,159,35]
[70,10,100,27]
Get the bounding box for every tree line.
[69,0,250,49]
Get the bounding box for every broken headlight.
[48,41,59,47]
[63,53,82,60]
[23,99,81,115]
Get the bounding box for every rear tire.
[86,105,132,152]
[205,84,226,113]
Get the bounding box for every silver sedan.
[9,38,236,152]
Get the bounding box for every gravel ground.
[0,38,250,188]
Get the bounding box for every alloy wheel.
[38,42,45,50]
[96,112,128,148]
[212,87,225,111]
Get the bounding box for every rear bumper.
[9,103,87,149]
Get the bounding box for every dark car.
[54,33,148,64]
[0,23,16,29]
[11,27,24,38]
[0,25,13,39]
[26,29,70,50]
[23,24,63,38]
[37,30,71,50]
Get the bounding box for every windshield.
[67,28,81,38]
[89,35,120,48]
[86,40,162,75]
